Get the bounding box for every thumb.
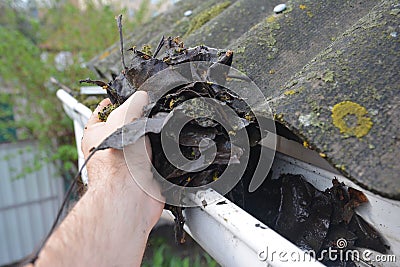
[106,91,149,129]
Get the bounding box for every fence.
[0,140,64,265]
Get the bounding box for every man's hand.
[82,90,164,232]
[33,91,164,267]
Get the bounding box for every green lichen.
[266,16,281,30]
[282,5,293,14]
[259,35,276,47]
[299,112,324,128]
[185,1,231,36]
[322,70,335,82]
[306,71,318,80]
[368,144,375,150]
[236,46,246,54]
[331,101,373,138]
[288,79,298,87]
[389,9,400,16]
[297,86,306,93]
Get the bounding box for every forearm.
[34,170,154,266]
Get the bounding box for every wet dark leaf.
[95,113,169,151]
[348,215,389,254]
[274,174,332,252]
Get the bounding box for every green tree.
[0,0,151,179]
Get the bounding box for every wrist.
[86,172,160,234]
[86,150,131,187]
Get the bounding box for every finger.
[86,98,111,127]
[124,136,165,202]
[107,91,149,129]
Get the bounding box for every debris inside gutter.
[227,148,390,265]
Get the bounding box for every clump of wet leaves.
[228,151,390,266]
[81,35,259,243]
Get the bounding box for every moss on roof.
[184,0,231,36]
[228,0,378,97]
[88,0,400,199]
[183,0,275,48]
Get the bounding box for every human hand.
[81,91,164,232]
[30,92,164,267]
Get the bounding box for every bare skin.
[29,91,164,266]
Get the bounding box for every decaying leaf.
[80,33,263,244]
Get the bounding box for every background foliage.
[0,1,219,265]
[0,0,150,178]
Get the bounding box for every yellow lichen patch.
[98,50,110,60]
[244,113,253,121]
[266,15,276,23]
[141,44,153,56]
[299,4,307,10]
[319,152,327,158]
[335,164,346,172]
[303,140,310,148]
[169,99,176,109]
[284,89,297,96]
[212,172,219,181]
[331,101,373,138]
[274,113,284,121]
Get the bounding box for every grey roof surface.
[87,0,400,199]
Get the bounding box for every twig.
[153,35,165,58]
[50,77,74,94]
[116,14,127,70]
